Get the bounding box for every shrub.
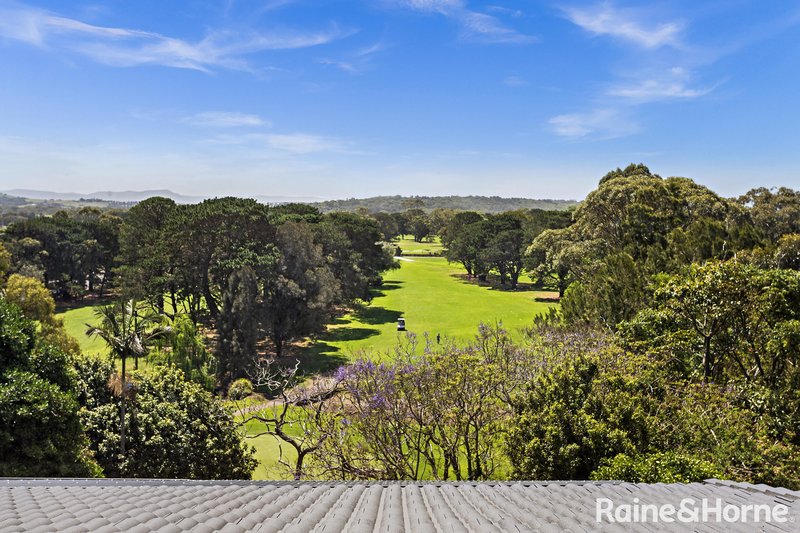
[228,377,254,400]
[591,452,722,483]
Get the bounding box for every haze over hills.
[1,189,325,205]
[0,190,578,213]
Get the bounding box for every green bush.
[591,452,722,483]
[228,377,254,400]
[80,365,256,479]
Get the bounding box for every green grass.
[395,236,443,255]
[242,415,298,480]
[55,300,111,356]
[299,256,557,372]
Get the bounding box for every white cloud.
[564,3,682,48]
[609,80,709,102]
[317,58,358,73]
[183,112,267,127]
[392,0,534,44]
[0,2,352,72]
[264,133,347,154]
[318,40,385,74]
[549,108,639,139]
[608,67,712,102]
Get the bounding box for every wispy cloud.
[391,0,534,44]
[608,67,712,103]
[564,3,683,49]
[183,112,268,127]
[264,133,347,154]
[503,75,528,87]
[550,4,712,140]
[0,2,352,72]
[319,40,385,74]
[549,108,639,139]
[204,132,351,154]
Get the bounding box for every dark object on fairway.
[436,333,441,344]
[397,317,406,331]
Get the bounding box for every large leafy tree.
[482,212,527,289]
[262,222,340,357]
[505,338,657,480]
[618,260,800,385]
[540,164,752,326]
[317,212,397,302]
[163,197,274,321]
[444,217,492,279]
[3,273,81,354]
[216,266,260,386]
[0,297,99,476]
[740,187,800,244]
[79,365,256,479]
[4,208,121,298]
[116,196,178,313]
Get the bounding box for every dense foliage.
[78,363,256,479]
[312,195,577,214]
[0,297,99,476]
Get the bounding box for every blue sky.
[0,0,799,200]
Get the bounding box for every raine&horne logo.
[595,497,792,524]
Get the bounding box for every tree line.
[244,165,800,487]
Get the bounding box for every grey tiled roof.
[1,478,798,532]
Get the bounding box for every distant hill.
[0,193,29,207]
[2,189,205,204]
[311,195,578,214]
[2,189,323,205]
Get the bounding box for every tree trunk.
[203,279,219,319]
[703,335,712,382]
[120,353,127,455]
[294,451,306,481]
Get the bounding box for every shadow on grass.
[447,273,541,292]
[372,280,404,293]
[352,306,402,326]
[55,295,115,313]
[295,342,349,375]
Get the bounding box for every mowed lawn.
[55,301,110,356]
[395,236,443,256]
[304,256,557,367]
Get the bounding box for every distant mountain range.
[1,189,324,205]
[0,189,579,214]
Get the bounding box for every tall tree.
[262,222,339,357]
[117,196,177,313]
[216,267,260,387]
[86,300,169,454]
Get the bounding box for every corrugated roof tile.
[1,479,798,532]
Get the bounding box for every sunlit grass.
[394,235,443,255]
[55,300,111,356]
[301,256,557,370]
